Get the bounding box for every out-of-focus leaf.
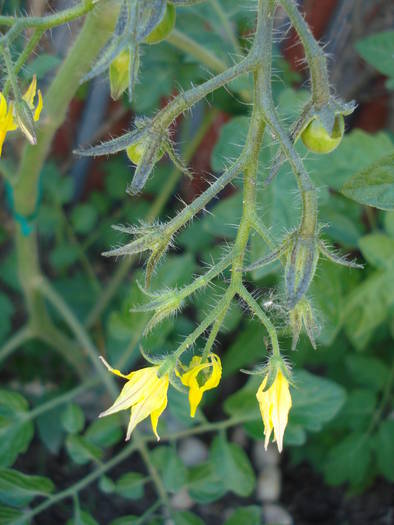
[210,434,255,497]
[115,472,146,500]
[151,446,187,493]
[324,433,372,486]
[222,321,266,378]
[305,130,393,190]
[341,153,394,210]
[0,391,34,467]
[174,511,204,525]
[65,435,103,465]
[375,420,394,482]
[359,233,394,269]
[224,506,261,525]
[187,462,226,503]
[66,510,99,525]
[335,389,377,431]
[0,294,14,342]
[71,204,98,235]
[355,31,394,86]
[290,370,346,432]
[344,269,394,349]
[61,404,85,435]
[0,468,54,508]
[345,355,389,392]
[84,414,123,448]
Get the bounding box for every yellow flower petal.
[99,359,169,441]
[34,90,43,122]
[256,370,292,453]
[180,353,222,418]
[23,75,37,108]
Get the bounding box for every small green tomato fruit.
[126,141,147,165]
[110,49,140,100]
[301,114,345,154]
[126,141,164,165]
[144,4,176,45]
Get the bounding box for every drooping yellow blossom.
[256,370,292,453]
[178,353,222,417]
[99,357,169,441]
[0,93,14,156]
[0,75,43,155]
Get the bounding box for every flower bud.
[285,234,319,309]
[289,298,318,350]
[110,49,140,101]
[14,100,37,145]
[256,355,292,453]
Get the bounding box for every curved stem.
[0,325,32,364]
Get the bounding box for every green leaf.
[359,233,394,269]
[375,419,394,482]
[324,433,372,486]
[290,371,346,432]
[109,516,139,525]
[61,404,85,435]
[36,402,64,454]
[222,321,265,378]
[335,389,377,431]
[84,414,123,448]
[210,434,255,497]
[187,462,226,503]
[151,446,187,493]
[355,31,394,79]
[223,377,260,419]
[0,468,54,508]
[0,504,24,525]
[65,435,103,465]
[224,506,261,525]
[98,475,115,494]
[66,510,99,525]
[211,117,249,172]
[345,355,389,391]
[71,203,98,235]
[0,390,34,467]
[50,244,80,271]
[174,511,204,525]
[341,153,394,210]
[384,211,394,237]
[200,193,243,240]
[22,54,61,80]
[115,473,146,500]
[344,269,394,349]
[0,294,14,342]
[305,130,393,190]
[109,517,139,525]
[309,260,346,346]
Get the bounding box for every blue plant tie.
[5,176,42,237]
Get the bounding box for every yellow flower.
[178,353,222,417]
[0,93,14,156]
[256,370,292,453]
[0,75,43,155]
[99,357,169,441]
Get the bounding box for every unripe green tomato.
[126,141,146,165]
[144,5,176,45]
[301,114,345,154]
[126,141,165,165]
[110,49,140,100]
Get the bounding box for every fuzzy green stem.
[3,29,45,98]
[238,285,280,357]
[280,0,330,106]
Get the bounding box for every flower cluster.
[99,352,292,452]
